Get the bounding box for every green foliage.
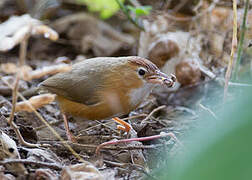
[77,0,124,19]
[126,5,152,17]
[152,86,252,180]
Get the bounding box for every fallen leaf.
[61,162,103,180]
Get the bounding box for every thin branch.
[140,105,166,125]
[96,132,181,155]
[233,0,250,80]
[8,37,28,125]
[199,103,218,120]
[19,37,28,66]
[8,76,19,125]
[6,38,39,147]
[115,0,145,31]
[224,0,238,100]
[44,141,166,151]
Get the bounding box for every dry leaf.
[22,64,72,81]
[0,166,15,180]
[175,58,201,86]
[16,94,56,112]
[0,63,17,74]
[148,39,179,68]
[35,168,58,180]
[0,63,32,75]
[32,25,59,41]
[26,148,61,164]
[52,13,134,56]
[0,14,58,52]
[0,131,27,175]
[61,162,103,180]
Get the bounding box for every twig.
[233,0,250,80]
[8,36,28,125]
[19,36,28,66]
[115,0,145,31]
[45,141,165,151]
[227,81,252,87]
[199,103,218,120]
[140,105,166,125]
[96,132,181,155]
[6,37,39,147]
[8,76,19,125]
[0,159,62,171]
[217,77,252,87]
[224,0,237,100]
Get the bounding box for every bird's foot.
[112,117,132,133]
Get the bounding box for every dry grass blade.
[233,0,250,80]
[224,0,237,100]
[140,105,166,126]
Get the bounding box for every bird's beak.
[147,72,176,87]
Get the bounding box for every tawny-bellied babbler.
[39,56,176,141]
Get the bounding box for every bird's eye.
[8,148,14,153]
[138,68,146,76]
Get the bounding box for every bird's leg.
[112,117,132,137]
[62,113,77,142]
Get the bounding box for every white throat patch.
[129,83,155,107]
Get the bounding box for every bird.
[39,56,176,141]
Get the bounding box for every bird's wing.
[39,67,103,106]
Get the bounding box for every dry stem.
[6,38,39,147]
[96,132,181,155]
[224,0,237,100]
[140,105,166,126]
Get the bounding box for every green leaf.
[77,0,124,19]
[127,5,152,17]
